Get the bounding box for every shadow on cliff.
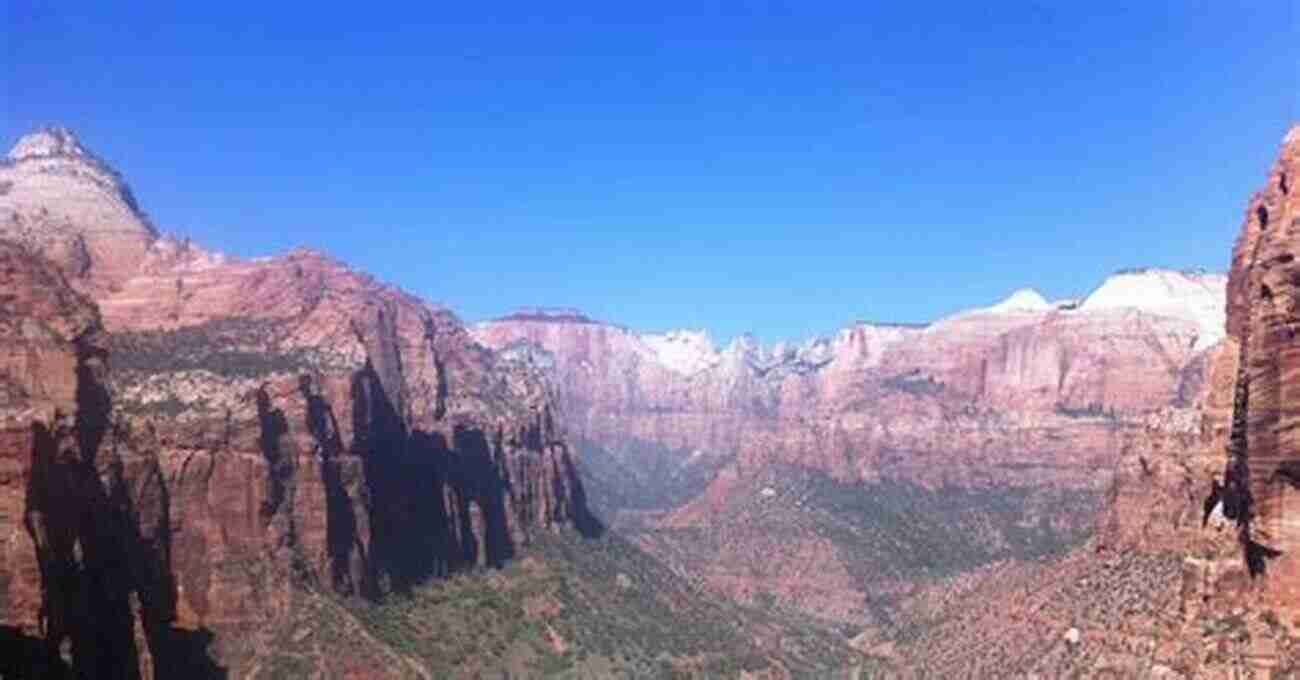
[560,443,605,540]
[0,626,74,679]
[20,343,225,679]
[1220,373,1286,579]
[519,408,602,540]
[300,375,367,595]
[349,361,500,595]
[347,359,601,597]
[255,388,294,526]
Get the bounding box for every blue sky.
[4,2,1297,341]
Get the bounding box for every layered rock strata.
[474,267,1227,625]
[883,124,1300,679]
[0,128,597,677]
[474,270,1226,505]
[1222,124,1300,618]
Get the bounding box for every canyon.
[473,266,1227,623]
[0,121,1295,678]
[472,127,1300,677]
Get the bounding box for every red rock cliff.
[0,240,178,678]
[0,129,598,677]
[1222,125,1300,613]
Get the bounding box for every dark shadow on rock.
[352,360,448,595]
[300,375,365,595]
[434,356,448,420]
[147,626,225,679]
[350,358,540,591]
[18,340,226,679]
[409,430,456,579]
[1203,479,1223,527]
[1246,539,1283,578]
[74,343,111,466]
[255,387,293,524]
[25,420,144,678]
[0,625,74,679]
[1272,460,1300,488]
[556,442,605,539]
[453,426,515,568]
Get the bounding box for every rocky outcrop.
[1222,125,1300,617]
[0,127,158,292]
[0,129,599,677]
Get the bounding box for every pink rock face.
[1221,125,1300,617]
[474,278,1221,499]
[473,272,1226,624]
[0,130,596,676]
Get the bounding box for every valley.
[0,122,1296,678]
[471,267,1224,632]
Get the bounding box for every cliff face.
[0,238,100,636]
[0,129,597,677]
[474,273,1223,501]
[1223,125,1300,616]
[473,274,1225,622]
[876,126,1300,679]
[0,240,187,678]
[98,243,599,616]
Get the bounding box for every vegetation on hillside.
[630,464,1099,632]
[108,317,317,379]
[339,531,872,678]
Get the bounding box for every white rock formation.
[1080,269,1227,349]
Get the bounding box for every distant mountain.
[471,260,1225,621]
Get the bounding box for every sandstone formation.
[4,118,1294,677]
[0,240,172,679]
[1224,124,1300,618]
[472,270,1226,620]
[476,271,1225,497]
[0,129,598,677]
[875,124,1300,679]
[0,127,158,292]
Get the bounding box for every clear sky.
[4,3,1298,341]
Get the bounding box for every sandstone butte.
[0,128,600,677]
